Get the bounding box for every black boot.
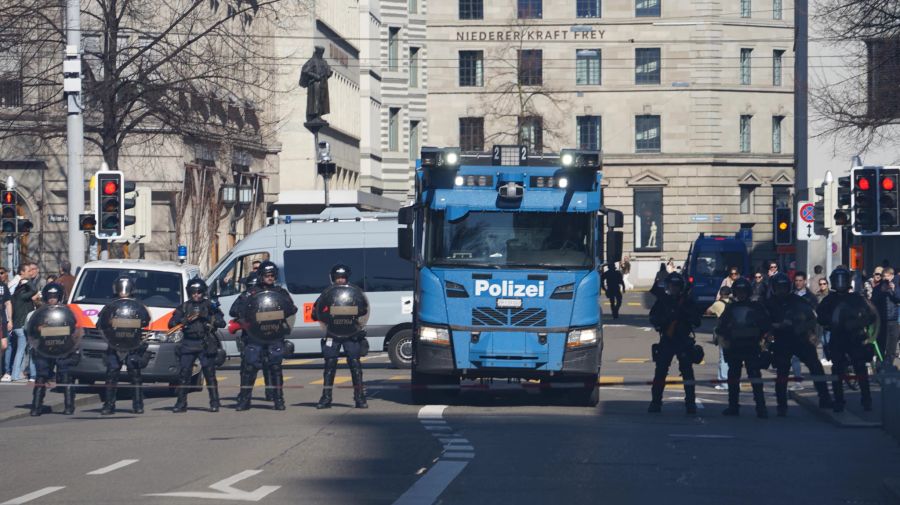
[682,366,697,415]
[775,371,789,417]
[263,366,274,402]
[317,358,337,409]
[814,380,833,409]
[349,358,367,408]
[723,373,740,416]
[858,364,873,411]
[30,379,46,416]
[751,377,767,419]
[101,370,118,415]
[172,369,190,413]
[131,368,144,414]
[235,367,256,411]
[649,369,665,414]
[271,367,286,411]
[61,373,75,415]
[202,367,220,412]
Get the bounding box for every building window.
[518,0,542,18]
[409,47,419,88]
[388,27,400,71]
[576,49,601,85]
[740,115,752,153]
[635,48,661,84]
[409,0,417,14]
[740,0,751,18]
[635,115,661,153]
[773,50,784,86]
[518,116,543,154]
[635,0,660,17]
[740,186,755,214]
[518,49,543,86]
[409,121,420,161]
[866,38,900,121]
[459,0,483,19]
[576,116,601,150]
[634,188,663,252]
[773,0,782,19]
[0,79,22,108]
[459,50,484,87]
[460,117,484,152]
[389,108,400,151]
[577,0,600,17]
[740,48,752,85]
[772,115,783,153]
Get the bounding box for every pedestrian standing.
[0,267,12,380]
[4,263,37,382]
[871,267,900,370]
[601,264,626,319]
[621,256,634,291]
[864,267,883,300]
[56,260,76,300]
[718,268,740,300]
[750,271,767,302]
[706,286,732,390]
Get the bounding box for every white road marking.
[87,459,139,475]
[417,405,447,420]
[1,487,65,505]
[442,452,476,459]
[392,461,468,505]
[146,469,280,502]
[669,434,735,439]
[443,445,475,452]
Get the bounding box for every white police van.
[206,207,415,368]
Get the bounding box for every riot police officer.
[27,283,82,416]
[766,273,833,416]
[817,267,877,412]
[98,276,152,415]
[716,277,771,418]
[314,264,371,409]
[230,261,297,411]
[170,278,226,413]
[647,272,702,414]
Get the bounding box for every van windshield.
[693,251,746,278]
[71,268,183,308]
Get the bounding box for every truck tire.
[388,329,413,369]
[569,377,599,407]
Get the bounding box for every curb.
[0,395,100,424]
[790,390,881,428]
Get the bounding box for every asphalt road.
[2,292,899,505]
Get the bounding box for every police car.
[66,260,203,392]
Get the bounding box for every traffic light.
[835,175,851,226]
[1,190,16,234]
[774,207,792,245]
[880,167,900,234]
[78,213,96,232]
[95,171,124,239]
[123,180,136,229]
[813,181,835,235]
[851,167,878,235]
[16,218,32,234]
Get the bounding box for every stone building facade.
[426,0,796,284]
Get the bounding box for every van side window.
[283,249,364,294]
[364,248,414,292]
[213,252,270,296]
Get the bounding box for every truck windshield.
[694,250,746,278]
[71,268,183,308]
[427,210,593,269]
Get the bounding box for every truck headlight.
[566,327,598,348]
[419,325,451,346]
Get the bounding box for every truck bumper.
[414,341,601,379]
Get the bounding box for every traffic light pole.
[794,0,809,270]
[65,0,86,270]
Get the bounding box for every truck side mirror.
[398,227,414,262]
[398,205,414,226]
[606,209,624,229]
[606,230,623,266]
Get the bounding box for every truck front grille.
[472,307,547,327]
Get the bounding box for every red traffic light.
[2,192,13,205]
[103,181,119,195]
[858,177,871,191]
[883,177,896,191]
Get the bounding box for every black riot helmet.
[830,267,851,293]
[664,272,686,297]
[257,261,278,286]
[770,272,791,298]
[187,277,207,298]
[41,283,65,305]
[330,264,351,285]
[113,275,136,299]
[732,277,752,302]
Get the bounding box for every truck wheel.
[569,377,599,407]
[388,330,413,369]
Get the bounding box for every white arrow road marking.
[1,487,65,505]
[145,470,280,502]
[87,459,139,475]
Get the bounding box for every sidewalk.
[0,382,99,423]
